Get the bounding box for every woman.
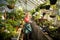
[23,12,32,40]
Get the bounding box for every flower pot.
[50,0,57,5]
[43,12,46,16]
[50,15,56,18]
[7,4,15,9]
[45,5,50,10]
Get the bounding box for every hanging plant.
[6,0,17,9]
[50,0,57,5]
[50,11,56,18]
[40,5,50,10]
[7,4,15,9]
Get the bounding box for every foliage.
[6,19,20,27]
[49,26,58,31]
[37,19,52,27]
[30,9,36,15]
[0,23,18,39]
[6,8,24,20]
[14,7,24,20]
[0,12,5,28]
[0,32,11,40]
[30,3,46,15]
[48,26,60,39]
[4,23,18,37]
[0,4,6,7]
[0,5,25,40]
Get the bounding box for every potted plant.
[0,23,13,40]
[6,0,17,9]
[11,30,18,40]
[3,23,19,40]
[50,0,57,5]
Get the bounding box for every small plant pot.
[7,4,15,9]
[50,15,56,18]
[50,0,57,5]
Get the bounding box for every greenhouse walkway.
[29,21,53,40]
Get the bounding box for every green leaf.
[0,4,6,7]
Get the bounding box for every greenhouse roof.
[0,0,46,11]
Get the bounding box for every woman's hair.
[25,12,32,18]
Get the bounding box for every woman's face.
[25,12,31,17]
